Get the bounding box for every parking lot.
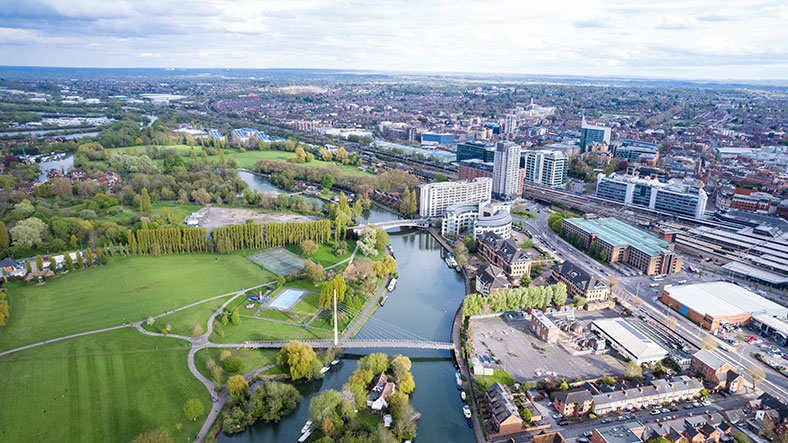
[471,315,625,381]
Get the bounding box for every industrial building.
[595,173,708,219]
[417,177,492,218]
[561,217,682,276]
[456,140,496,162]
[660,282,788,331]
[530,310,559,343]
[591,318,668,364]
[671,218,788,289]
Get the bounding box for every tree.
[624,361,642,379]
[35,255,43,271]
[607,275,619,293]
[183,398,205,421]
[309,389,344,423]
[70,234,78,249]
[600,375,616,386]
[552,283,568,306]
[277,341,317,380]
[9,217,48,248]
[0,298,10,326]
[701,335,717,351]
[51,178,73,199]
[75,250,84,269]
[453,240,469,268]
[320,174,334,190]
[320,275,347,309]
[250,381,301,422]
[398,372,415,394]
[225,357,243,372]
[192,188,211,205]
[300,239,318,256]
[305,259,326,283]
[522,407,532,422]
[358,353,389,375]
[747,364,765,389]
[0,222,9,250]
[390,355,412,382]
[575,296,587,307]
[227,374,249,396]
[295,146,307,162]
[131,428,173,443]
[399,188,411,215]
[520,273,532,288]
[139,188,152,214]
[230,309,241,325]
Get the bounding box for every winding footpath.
[1,244,365,442]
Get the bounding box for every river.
[37,153,74,182]
[220,174,476,443]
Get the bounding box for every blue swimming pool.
[269,288,305,310]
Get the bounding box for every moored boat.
[455,372,462,389]
[380,295,388,306]
[300,421,312,434]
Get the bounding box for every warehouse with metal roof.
[661,282,788,331]
[591,318,668,364]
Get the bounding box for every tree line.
[463,283,568,316]
[212,220,331,252]
[126,227,209,255]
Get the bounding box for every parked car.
[577,438,589,443]
[661,408,670,413]
[692,402,702,408]
[583,431,593,437]
[552,413,562,419]
[618,416,626,421]
[650,410,661,415]
[601,419,612,424]
[702,401,711,406]
[626,414,636,420]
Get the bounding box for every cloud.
[0,0,786,80]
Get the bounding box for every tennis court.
[246,248,306,276]
[268,288,307,310]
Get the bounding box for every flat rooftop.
[664,282,788,319]
[565,217,672,256]
[592,318,668,361]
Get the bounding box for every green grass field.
[98,201,202,226]
[0,254,276,352]
[212,316,332,343]
[0,328,208,443]
[193,347,279,384]
[285,239,356,268]
[142,293,238,337]
[108,145,372,176]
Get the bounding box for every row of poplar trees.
[127,227,209,255]
[212,220,331,251]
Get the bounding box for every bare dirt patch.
[198,207,324,232]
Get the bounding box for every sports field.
[0,254,276,352]
[0,328,207,443]
[246,248,306,276]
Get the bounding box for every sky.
[1,0,787,80]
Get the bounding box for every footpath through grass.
[0,328,208,443]
[212,316,333,343]
[0,254,276,352]
[194,347,279,385]
[142,293,237,337]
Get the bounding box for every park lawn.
[292,291,321,314]
[256,307,313,325]
[142,293,237,337]
[511,210,538,219]
[109,145,372,176]
[211,317,332,343]
[0,328,208,443]
[193,347,279,385]
[285,239,356,268]
[0,254,276,352]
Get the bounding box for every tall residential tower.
[492,141,521,201]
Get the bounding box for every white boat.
[463,404,472,419]
[455,372,462,389]
[380,295,388,306]
[461,391,467,402]
[300,420,312,434]
[320,365,330,374]
[298,429,312,442]
[331,358,340,366]
[387,278,398,292]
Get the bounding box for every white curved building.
[441,201,511,239]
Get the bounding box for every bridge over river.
[214,339,455,350]
[348,218,433,233]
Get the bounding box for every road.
[515,199,788,402]
[492,395,748,443]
